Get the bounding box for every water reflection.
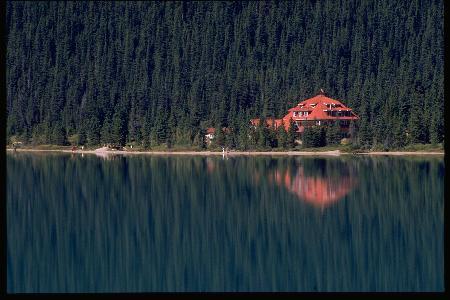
[214,157,359,208]
[7,154,444,292]
[270,161,357,208]
[94,151,118,160]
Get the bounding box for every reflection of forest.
[7,154,444,292]
[271,165,357,208]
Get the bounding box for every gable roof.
[288,94,359,120]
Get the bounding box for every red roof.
[266,117,282,128]
[250,118,262,126]
[250,118,290,131]
[251,91,358,132]
[288,94,359,121]
[205,127,230,134]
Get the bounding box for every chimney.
[319,88,325,95]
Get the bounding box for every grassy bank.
[7,143,444,154]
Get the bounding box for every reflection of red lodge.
[272,167,357,208]
[205,158,356,208]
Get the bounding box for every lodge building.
[250,90,359,135]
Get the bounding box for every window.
[293,112,296,117]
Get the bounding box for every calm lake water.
[7,153,444,292]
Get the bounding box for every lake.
[7,152,444,292]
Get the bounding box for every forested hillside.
[6,0,444,149]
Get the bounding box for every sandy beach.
[6,148,444,156]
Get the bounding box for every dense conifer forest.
[6,0,444,150]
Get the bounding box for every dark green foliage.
[326,121,342,145]
[237,117,251,150]
[111,109,127,146]
[267,124,278,148]
[255,118,270,149]
[286,120,296,149]
[357,119,372,148]
[77,126,87,146]
[6,1,444,149]
[193,129,206,150]
[216,126,225,148]
[101,117,112,145]
[225,129,236,149]
[429,114,443,145]
[141,110,152,148]
[276,126,288,149]
[51,122,67,145]
[86,118,101,146]
[302,127,326,148]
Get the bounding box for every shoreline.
[6,148,444,156]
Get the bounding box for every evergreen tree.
[142,109,152,148]
[277,125,288,149]
[111,109,127,146]
[303,126,326,148]
[193,129,206,150]
[214,125,225,148]
[51,122,67,145]
[86,117,101,146]
[326,121,342,145]
[101,116,112,145]
[287,120,296,149]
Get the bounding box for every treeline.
[6,1,444,149]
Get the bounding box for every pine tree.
[101,116,112,145]
[51,121,67,145]
[111,109,127,146]
[86,117,101,146]
[277,125,288,149]
[326,121,342,145]
[287,120,296,149]
[142,109,152,148]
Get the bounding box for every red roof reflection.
[272,166,357,208]
[206,158,357,209]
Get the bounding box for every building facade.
[250,90,359,135]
